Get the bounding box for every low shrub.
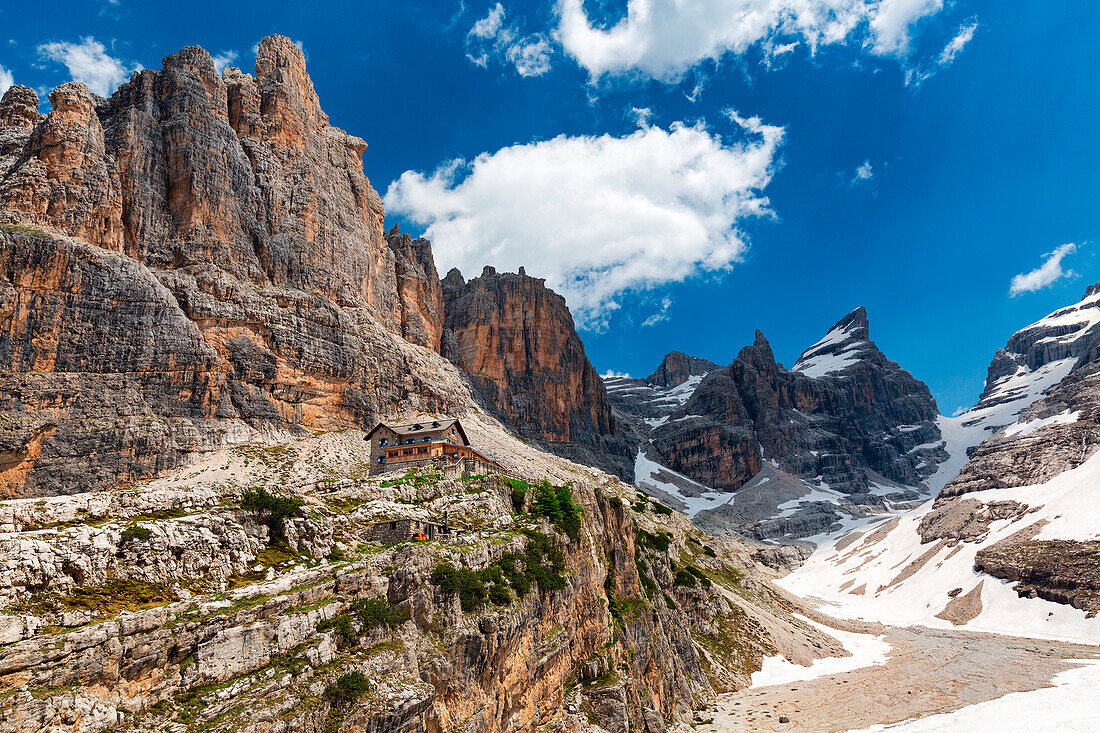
[324,671,370,707]
[353,597,409,629]
[673,569,697,588]
[430,531,568,613]
[119,524,153,545]
[241,488,303,541]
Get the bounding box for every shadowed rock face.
[651,310,943,496]
[441,266,634,477]
[646,352,719,388]
[0,37,468,497]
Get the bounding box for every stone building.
[365,417,505,476]
[363,518,458,544]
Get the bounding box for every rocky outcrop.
[441,266,634,477]
[651,311,943,498]
[385,225,444,351]
[916,284,1100,617]
[0,38,477,498]
[646,352,719,388]
[0,420,840,733]
[975,534,1100,615]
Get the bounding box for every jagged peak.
[1085,281,1100,299]
[791,307,873,378]
[645,351,719,388]
[833,306,869,340]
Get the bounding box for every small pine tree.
[534,479,562,523]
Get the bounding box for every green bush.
[703,546,717,558]
[636,528,671,553]
[241,488,303,541]
[353,597,409,629]
[119,525,153,545]
[650,501,673,516]
[685,565,712,588]
[635,557,657,594]
[431,564,488,612]
[673,569,697,587]
[530,480,582,540]
[324,671,370,707]
[317,614,357,649]
[430,531,568,613]
[534,480,563,523]
[488,583,513,605]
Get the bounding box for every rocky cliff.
[654,309,943,496]
[0,38,467,498]
[909,284,1100,616]
[0,36,848,733]
[646,352,719,389]
[606,309,945,542]
[441,266,634,478]
[0,416,840,733]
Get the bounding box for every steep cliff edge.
[0,416,842,733]
[441,266,635,478]
[0,39,460,497]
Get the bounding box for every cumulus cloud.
[556,0,947,82]
[602,370,632,378]
[385,112,784,330]
[37,37,139,96]
[466,3,552,76]
[937,19,977,66]
[210,50,238,74]
[851,159,874,184]
[1009,243,1078,297]
[0,66,13,96]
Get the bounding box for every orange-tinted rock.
[386,224,444,351]
[0,36,404,332]
[442,266,632,475]
[0,36,471,497]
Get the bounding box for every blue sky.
[1,1,1097,415]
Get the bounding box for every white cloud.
[851,159,874,183]
[937,19,977,66]
[211,50,238,74]
[506,34,553,76]
[1009,243,1077,297]
[385,112,783,330]
[556,0,947,82]
[629,106,654,127]
[869,0,943,55]
[602,370,632,378]
[466,3,552,76]
[37,37,139,97]
[642,296,673,327]
[0,66,13,96]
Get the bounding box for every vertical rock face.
[646,351,719,388]
[441,266,633,475]
[940,282,1100,499]
[651,309,943,497]
[385,225,444,352]
[0,37,475,497]
[1,37,402,325]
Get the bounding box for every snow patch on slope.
[792,322,867,378]
[778,452,1100,643]
[633,450,734,518]
[750,614,891,688]
[850,658,1100,733]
